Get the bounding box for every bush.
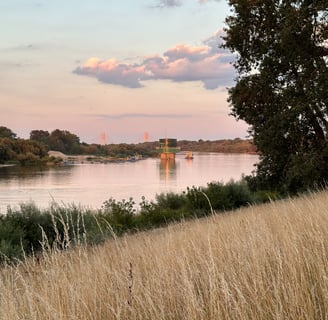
[155,192,187,210]
[101,197,136,232]
[0,202,110,263]
[185,180,254,215]
[5,203,53,253]
[0,180,278,264]
[184,186,210,216]
[222,180,255,209]
[0,218,26,262]
[253,190,281,203]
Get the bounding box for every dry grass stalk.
[0,190,327,319]
[127,262,133,309]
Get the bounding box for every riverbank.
[48,150,144,164]
[0,179,278,262]
[0,126,257,167]
[0,189,326,319]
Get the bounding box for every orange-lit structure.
[159,158,176,181]
[144,131,149,142]
[156,138,180,160]
[99,131,107,145]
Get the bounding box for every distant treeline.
[178,138,256,154]
[0,127,49,165]
[0,126,256,165]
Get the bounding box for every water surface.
[0,153,258,213]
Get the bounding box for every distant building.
[156,138,180,160]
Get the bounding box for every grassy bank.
[1,180,276,262]
[0,190,327,319]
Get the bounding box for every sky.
[0,0,249,144]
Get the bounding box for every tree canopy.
[30,129,81,154]
[0,126,17,139]
[223,0,328,193]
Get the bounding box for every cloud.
[150,0,221,7]
[198,0,221,3]
[74,57,153,88]
[4,44,40,52]
[90,113,192,119]
[73,30,235,90]
[152,0,182,8]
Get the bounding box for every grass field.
[0,190,327,319]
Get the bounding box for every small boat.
[185,151,194,159]
[126,154,142,162]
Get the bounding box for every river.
[0,153,258,213]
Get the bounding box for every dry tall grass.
[1,191,327,319]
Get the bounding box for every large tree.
[30,130,50,145]
[223,0,328,193]
[48,129,81,154]
[0,126,17,139]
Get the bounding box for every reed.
[0,191,327,319]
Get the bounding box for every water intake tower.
[157,138,180,160]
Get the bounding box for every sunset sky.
[0,0,249,144]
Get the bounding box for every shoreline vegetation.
[0,179,278,263]
[0,126,256,167]
[2,126,327,318]
[1,0,326,315]
[0,189,327,319]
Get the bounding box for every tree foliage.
[30,130,50,145]
[30,129,81,154]
[0,126,17,139]
[223,0,328,193]
[0,137,48,165]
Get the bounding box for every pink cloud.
[74,57,151,88]
[73,31,235,90]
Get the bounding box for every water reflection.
[0,165,47,179]
[158,159,177,182]
[0,154,258,212]
[0,165,75,186]
[185,158,193,166]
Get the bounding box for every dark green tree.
[223,0,328,193]
[0,126,17,139]
[30,130,50,146]
[49,129,81,154]
[0,138,16,163]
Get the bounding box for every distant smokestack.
[144,131,149,142]
[99,131,107,145]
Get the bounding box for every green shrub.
[0,179,281,264]
[184,186,210,216]
[155,192,187,210]
[185,180,254,214]
[222,180,254,209]
[253,190,281,203]
[0,217,26,262]
[5,202,53,253]
[101,197,136,232]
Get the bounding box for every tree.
[222,0,328,193]
[48,129,81,154]
[0,138,16,163]
[0,126,17,139]
[0,138,47,164]
[30,130,50,146]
